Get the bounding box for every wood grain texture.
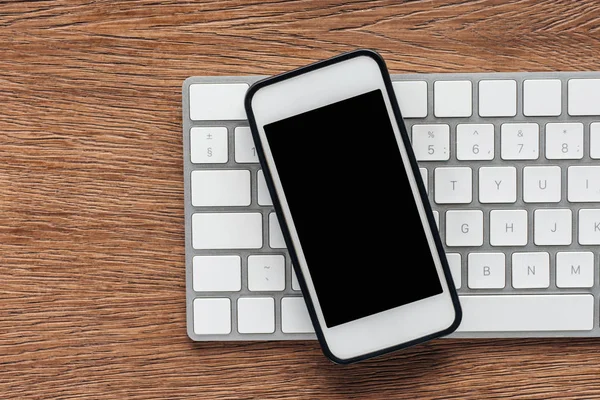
[2,0,600,398]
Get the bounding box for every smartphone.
[244,49,461,364]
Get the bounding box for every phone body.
[244,49,461,364]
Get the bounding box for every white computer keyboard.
[184,72,600,341]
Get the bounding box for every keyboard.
[183,72,600,341]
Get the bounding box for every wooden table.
[2,0,600,398]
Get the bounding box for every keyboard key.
[523,79,562,116]
[534,209,572,246]
[511,252,550,289]
[189,83,248,120]
[456,124,494,160]
[248,255,285,291]
[193,256,241,292]
[434,81,472,117]
[193,298,231,335]
[468,253,505,289]
[234,127,259,163]
[190,127,228,164]
[419,168,428,194]
[457,295,593,332]
[578,209,600,245]
[545,123,583,159]
[434,167,472,204]
[568,166,600,202]
[556,252,594,288]
[281,297,314,333]
[568,79,600,116]
[501,123,539,160]
[446,253,462,289]
[269,213,286,249]
[192,213,262,249]
[393,81,428,118]
[490,210,527,246]
[445,210,483,247]
[238,297,275,334]
[291,268,301,291]
[191,170,251,207]
[590,123,600,159]
[478,167,517,204]
[478,80,517,117]
[523,166,561,203]
[411,124,450,161]
[257,170,273,206]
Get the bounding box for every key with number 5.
[411,124,450,161]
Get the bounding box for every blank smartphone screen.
[264,89,443,328]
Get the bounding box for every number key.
[545,123,583,159]
[411,124,450,161]
[456,124,494,160]
[501,123,539,160]
[235,127,259,163]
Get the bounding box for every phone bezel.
[245,49,462,364]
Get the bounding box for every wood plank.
[1,0,600,398]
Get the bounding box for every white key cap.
[590,123,600,159]
[434,81,472,117]
[523,166,561,203]
[556,252,594,288]
[193,256,241,292]
[545,123,583,159]
[579,209,600,245]
[534,209,572,246]
[411,124,450,161]
[269,213,286,249]
[291,269,301,291]
[468,253,505,289]
[568,166,600,202]
[192,213,262,249]
[191,170,251,207]
[478,80,517,117]
[190,83,248,121]
[490,210,527,246]
[257,170,273,206]
[446,253,462,289]
[234,127,259,163]
[419,168,428,194]
[433,210,440,230]
[457,295,593,332]
[501,123,539,160]
[511,252,550,289]
[393,81,428,118]
[568,79,600,116]
[193,298,231,335]
[478,167,517,204]
[523,79,562,116]
[445,210,483,247]
[190,127,228,164]
[237,297,275,334]
[248,255,285,291]
[434,167,472,204]
[281,297,314,333]
[456,124,494,160]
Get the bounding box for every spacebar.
[457,295,594,332]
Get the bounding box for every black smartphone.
[244,49,461,364]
